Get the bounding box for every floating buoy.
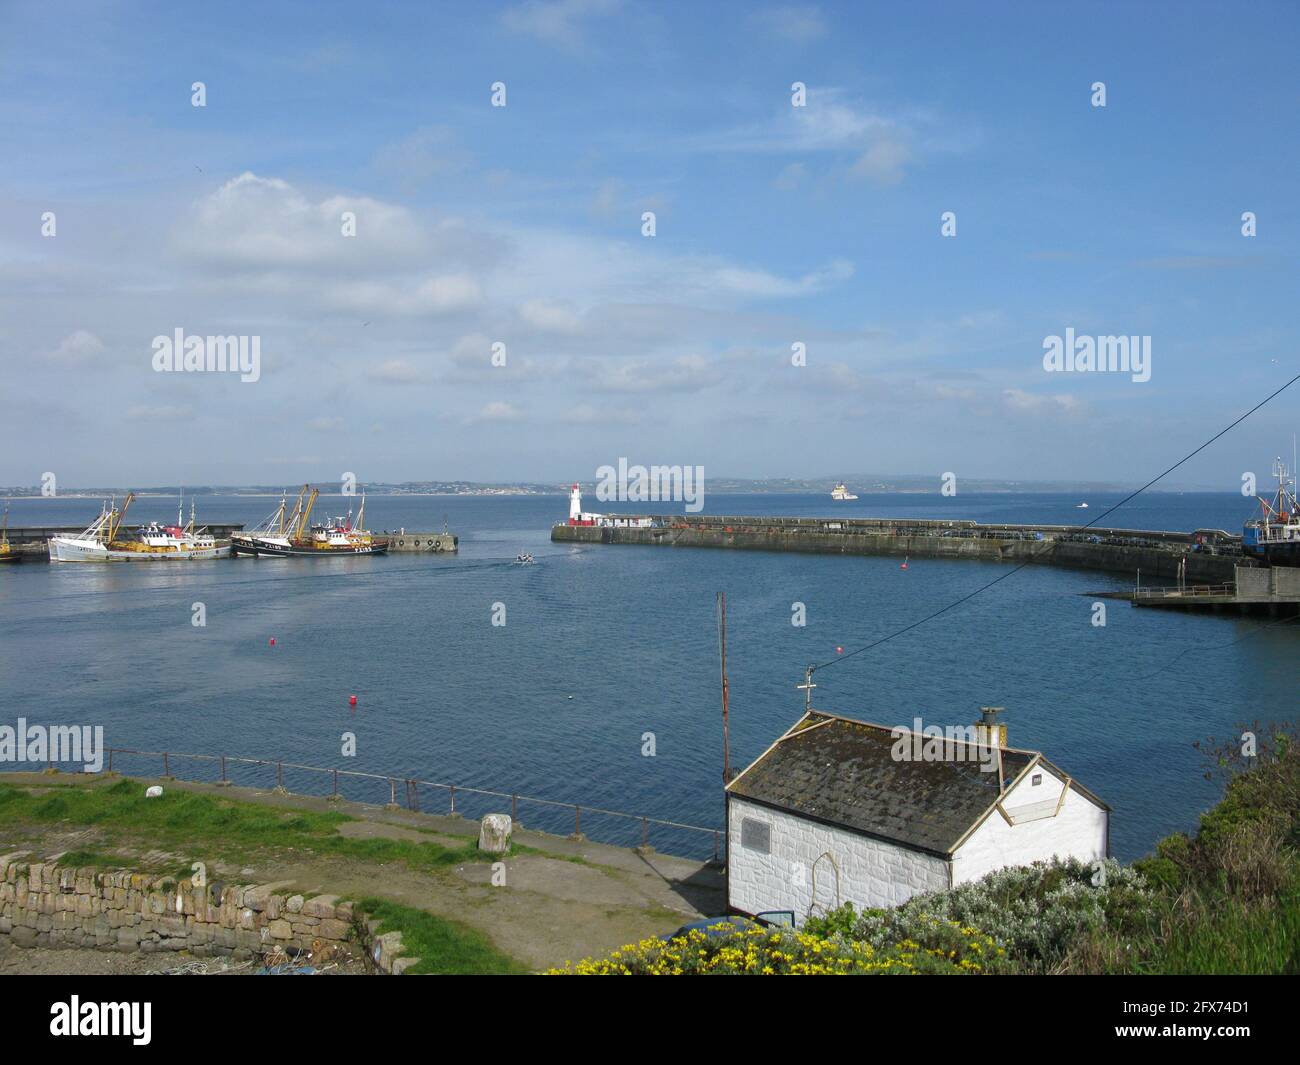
[836,646,843,654]
[349,695,357,707]
[269,637,276,647]
[901,558,909,570]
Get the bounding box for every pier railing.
[94,747,725,862]
[1132,583,1236,599]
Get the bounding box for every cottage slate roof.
[726,712,1048,855]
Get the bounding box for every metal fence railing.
[92,748,725,862]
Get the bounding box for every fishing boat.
[0,506,19,563]
[48,495,231,562]
[230,486,388,557]
[1242,458,1300,564]
[514,553,535,565]
[831,483,858,501]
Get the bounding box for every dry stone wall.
[0,854,357,962]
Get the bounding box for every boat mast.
[107,493,134,543]
[293,488,319,541]
[717,591,730,785]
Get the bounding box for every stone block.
[316,918,349,941]
[478,814,513,854]
[300,894,338,919]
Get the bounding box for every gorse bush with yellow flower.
[547,920,1001,975]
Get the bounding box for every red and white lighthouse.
[567,484,596,526]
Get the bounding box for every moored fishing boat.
[1242,457,1300,564]
[230,486,388,557]
[47,495,231,562]
[0,506,19,563]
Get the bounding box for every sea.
[1,490,1293,862]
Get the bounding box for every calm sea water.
[0,490,1291,861]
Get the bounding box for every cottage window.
[740,817,771,854]
[1032,773,1043,786]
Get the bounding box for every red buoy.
[269,637,276,647]
[836,646,843,654]
[349,695,357,707]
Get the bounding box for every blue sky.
[2,0,1299,487]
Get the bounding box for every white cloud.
[48,330,105,365]
[755,5,827,43]
[500,0,620,50]
[1002,389,1084,416]
[519,299,583,333]
[468,400,523,423]
[127,404,193,422]
[327,275,482,316]
[370,359,426,384]
[849,137,911,186]
[371,126,472,185]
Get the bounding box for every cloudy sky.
[2,0,1298,488]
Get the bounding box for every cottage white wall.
[728,797,949,923]
[951,765,1107,885]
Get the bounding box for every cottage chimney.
[973,706,1006,748]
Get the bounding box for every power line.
[811,369,1300,675]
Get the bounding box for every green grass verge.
[354,897,526,974]
[0,777,503,875]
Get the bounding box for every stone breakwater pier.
[551,514,1250,582]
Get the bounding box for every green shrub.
[844,858,1153,974]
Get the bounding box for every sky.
[2,0,1299,489]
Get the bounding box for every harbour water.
[0,490,1291,860]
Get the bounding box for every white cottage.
[726,709,1109,923]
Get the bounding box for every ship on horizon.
[831,483,859,501]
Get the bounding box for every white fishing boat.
[48,495,231,562]
[831,483,858,501]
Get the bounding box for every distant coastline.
[0,478,1230,499]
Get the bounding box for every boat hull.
[230,536,388,557]
[48,537,232,562]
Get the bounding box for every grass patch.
[353,897,525,974]
[0,777,503,876]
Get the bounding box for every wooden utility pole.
[717,591,730,784]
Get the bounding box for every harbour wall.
[551,517,1250,582]
[387,531,458,552]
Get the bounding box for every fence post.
[574,805,581,837]
[641,817,648,850]
[714,831,720,862]
[449,785,456,816]
[277,762,284,788]
[162,752,169,778]
[107,748,114,773]
[332,769,338,797]
[511,794,518,823]
[220,755,227,783]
